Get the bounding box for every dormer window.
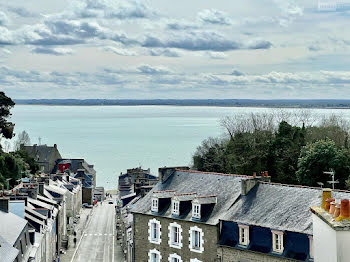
[172,200,180,216]
[192,204,201,219]
[151,198,159,212]
[272,230,284,254]
[238,224,249,246]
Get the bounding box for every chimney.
[336,199,350,221]
[321,188,332,209]
[54,144,57,149]
[253,172,256,178]
[158,166,189,183]
[39,182,44,195]
[241,177,259,195]
[0,198,9,213]
[325,198,335,212]
[329,201,336,215]
[334,203,341,218]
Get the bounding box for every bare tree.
[15,130,31,150]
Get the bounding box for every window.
[172,200,179,215]
[148,218,161,244]
[189,226,204,253]
[152,198,159,212]
[309,236,313,259]
[168,253,182,262]
[192,204,201,219]
[238,224,249,246]
[168,222,183,249]
[148,249,161,262]
[272,230,284,253]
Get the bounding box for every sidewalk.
[60,208,94,262]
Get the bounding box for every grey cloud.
[148,48,180,57]
[72,0,158,20]
[137,64,172,75]
[231,70,244,76]
[0,11,10,26]
[0,26,15,45]
[197,9,232,25]
[143,31,272,51]
[7,6,38,17]
[102,46,137,56]
[32,47,75,56]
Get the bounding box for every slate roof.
[23,145,61,163]
[222,182,323,235]
[132,170,244,225]
[0,210,27,246]
[0,235,18,262]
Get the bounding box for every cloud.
[143,31,272,51]
[0,11,10,26]
[137,64,172,75]
[7,6,38,17]
[102,46,137,56]
[197,9,232,25]
[275,0,304,26]
[231,70,244,76]
[32,47,75,56]
[71,0,158,20]
[204,51,228,59]
[0,26,14,45]
[148,48,180,57]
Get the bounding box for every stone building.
[131,168,328,262]
[21,144,62,174]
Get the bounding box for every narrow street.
[68,197,124,262]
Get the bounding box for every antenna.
[317,182,324,188]
[324,169,338,190]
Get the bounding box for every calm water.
[8,105,350,189]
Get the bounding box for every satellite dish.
[317,182,324,188]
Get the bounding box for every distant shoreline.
[14,99,350,109]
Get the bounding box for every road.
[69,198,123,262]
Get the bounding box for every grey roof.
[0,210,27,245]
[23,145,61,163]
[0,235,19,262]
[222,182,323,234]
[153,190,175,198]
[193,196,217,204]
[132,170,244,225]
[174,193,197,201]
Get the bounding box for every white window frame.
[151,198,159,212]
[192,203,201,219]
[271,230,284,254]
[148,218,161,245]
[190,259,202,262]
[168,222,183,249]
[308,235,313,259]
[238,224,249,246]
[189,226,204,253]
[168,253,182,262]
[172,200,180,216]
[148,249,162,262]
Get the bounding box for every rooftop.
[0,210,27,245]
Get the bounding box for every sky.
[1,0,350,99]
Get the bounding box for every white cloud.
[102,46,137,56]
[197,9,232,25]
[32,47,75,56]
[0,11,10,26]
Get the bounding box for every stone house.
[21,144,62,174]
[131,167,246,262]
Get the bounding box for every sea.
[7,105,350,189]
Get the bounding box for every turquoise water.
[8,105,350,189]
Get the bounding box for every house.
[94,186,105,202]
[0,198,32,262]
[21,144,62,174]
[131,167,331,262]
[118,167,159,207]
[131,167,246,262]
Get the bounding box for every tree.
[15,130,31,150]
[296,139,350,188]
[0,91,15,139]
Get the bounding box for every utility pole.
[324,169,339,190]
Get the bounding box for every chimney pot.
[334,203,341,218]
[336,199,350,221]
[321,188,332,209]
[329,201,336,215]
[253,172,256,178]
[325,198,335,212]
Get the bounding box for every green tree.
[0,91,15,139]
[296,139,350,188]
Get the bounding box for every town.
[2,142,350,262]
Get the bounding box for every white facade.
[312,213,347,262]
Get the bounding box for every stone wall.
[134,213,219,262]
[218,246,297,262]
